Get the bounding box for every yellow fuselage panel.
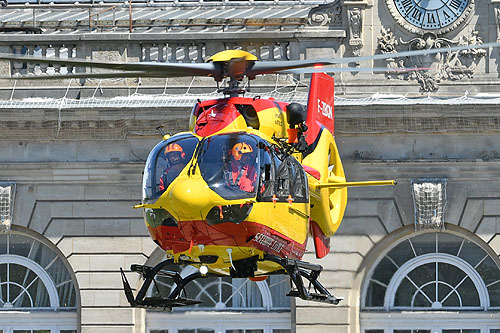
[152,170,309,244]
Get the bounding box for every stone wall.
[0,137,156,331]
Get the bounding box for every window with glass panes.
[0,230,78,333]
[361,230,500,333]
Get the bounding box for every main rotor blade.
[0,53,218,77]
[0,41,497,81]
[335,41,500,65]
[248,59,338,76]
[277,66,430,74]
[250,41,500,74]
[0,71,188,80]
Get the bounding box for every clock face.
[387,0,473,34]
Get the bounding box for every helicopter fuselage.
[140,96,313,276]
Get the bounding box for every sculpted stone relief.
[377,29,486,92]
[348,7,363,59]
[307,0,366,62]
[308,0,342,27]
[495,7,500,42]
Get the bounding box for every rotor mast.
[208,50,258,97]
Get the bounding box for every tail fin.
[302,73,343,259]
[305,73,335,144]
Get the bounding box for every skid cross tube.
[263,254,342,305]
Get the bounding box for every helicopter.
[0,43,496,310]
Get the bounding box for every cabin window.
[257,151,308,204]
[274,157,291,200]
[257,144,275,201]
[143,134,199,201]
[289,157,308,203]
[0,228,78,332]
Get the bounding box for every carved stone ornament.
[495,6,500,42]
[308,0,342,27]
[385,0,474,36]
[377,28,487,92]
[348,7,363,57]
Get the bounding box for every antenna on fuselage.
[156,125,166,137]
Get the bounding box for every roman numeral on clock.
[443,9,451,20]
[449,0,463,11]
[427,12,436,24]
[410,7,422,21]
[400,0,414,13]
[391,0,468,32]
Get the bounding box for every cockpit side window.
[275,157,291,200]
[289,157,309,203]
[257,148,309,204]
[143,135,199,201]
[257,143,275,201]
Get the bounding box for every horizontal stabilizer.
[315,180,397,189]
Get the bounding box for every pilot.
[159,143,186,191]
[228,142,257,192]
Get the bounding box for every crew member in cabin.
[227,142,257,192]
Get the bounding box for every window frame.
[147,311,291,333]
[0,227,78,332]
[386,253,488,310]
[360,228,500,333]
[362,311,500,333]
[0,254,60,309]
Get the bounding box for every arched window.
[361,230,500,333]
[146,260,292,333]
[0,229,78,333]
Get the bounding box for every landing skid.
[120,259,205,311]
[263,254,343,305]
[121,255,342,311]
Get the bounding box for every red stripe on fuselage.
[149,220,306,260]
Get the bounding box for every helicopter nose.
[168,179,212,220]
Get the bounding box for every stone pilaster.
[344,1,369,63]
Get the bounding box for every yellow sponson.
[302,130,347,237]
[208,50,258,62]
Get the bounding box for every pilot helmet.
[231,142,253,161]
[165,143,185,163]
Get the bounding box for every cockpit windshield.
[143,132,309,204]
[143,134,199,201]
[198,133,260,200]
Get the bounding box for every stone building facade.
[1,0,500,332]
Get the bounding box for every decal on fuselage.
[317,99,333,120]
[253,232,286,253]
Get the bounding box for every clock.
[386,0,474,35]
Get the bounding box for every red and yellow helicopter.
[123,49,397,308]
[0,43,494,310]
